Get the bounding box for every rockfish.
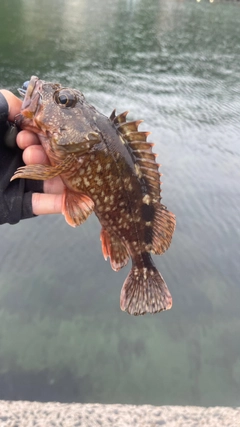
[12,76,176,315]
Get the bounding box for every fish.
[12,75,176,315]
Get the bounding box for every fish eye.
[54,89,77,108]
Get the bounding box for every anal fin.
[63,190,94,227]
[100,228,130,271]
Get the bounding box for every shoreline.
[0,401,240,426]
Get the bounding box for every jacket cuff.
[0,93,9,123]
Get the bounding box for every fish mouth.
[15,75,43,128]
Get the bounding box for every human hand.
[0,90,65,222]
[16,129,65,216]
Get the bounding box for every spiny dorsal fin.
[110,110,161,202]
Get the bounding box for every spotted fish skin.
[12,76,176,315]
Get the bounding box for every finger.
[17,130,40,150]
[23,145,49,165]
[32,193,63,216]
[23,146,65,194]
[0,90,22,121]
[44,177,65,195]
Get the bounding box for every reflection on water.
[0,0,240,406]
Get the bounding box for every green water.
[0,0,240,406]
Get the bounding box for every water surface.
[0,0,240,406]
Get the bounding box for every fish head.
[16,75,99,153]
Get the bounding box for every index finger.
[17,129,40,150]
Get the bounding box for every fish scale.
[12,75,176,316]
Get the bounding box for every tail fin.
[120,265,172,315]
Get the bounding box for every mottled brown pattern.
[12,76,176,315]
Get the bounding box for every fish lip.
[15,75,44,127]
[21,75,41,110]
[15,76,43,130]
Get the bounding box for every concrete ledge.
[0,400,239,427]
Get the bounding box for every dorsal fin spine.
[109,109,116,121]
[118,120,143,133]
[113,111,129,125]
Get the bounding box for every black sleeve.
[0,92,43,225]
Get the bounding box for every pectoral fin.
[10,155,76,181]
